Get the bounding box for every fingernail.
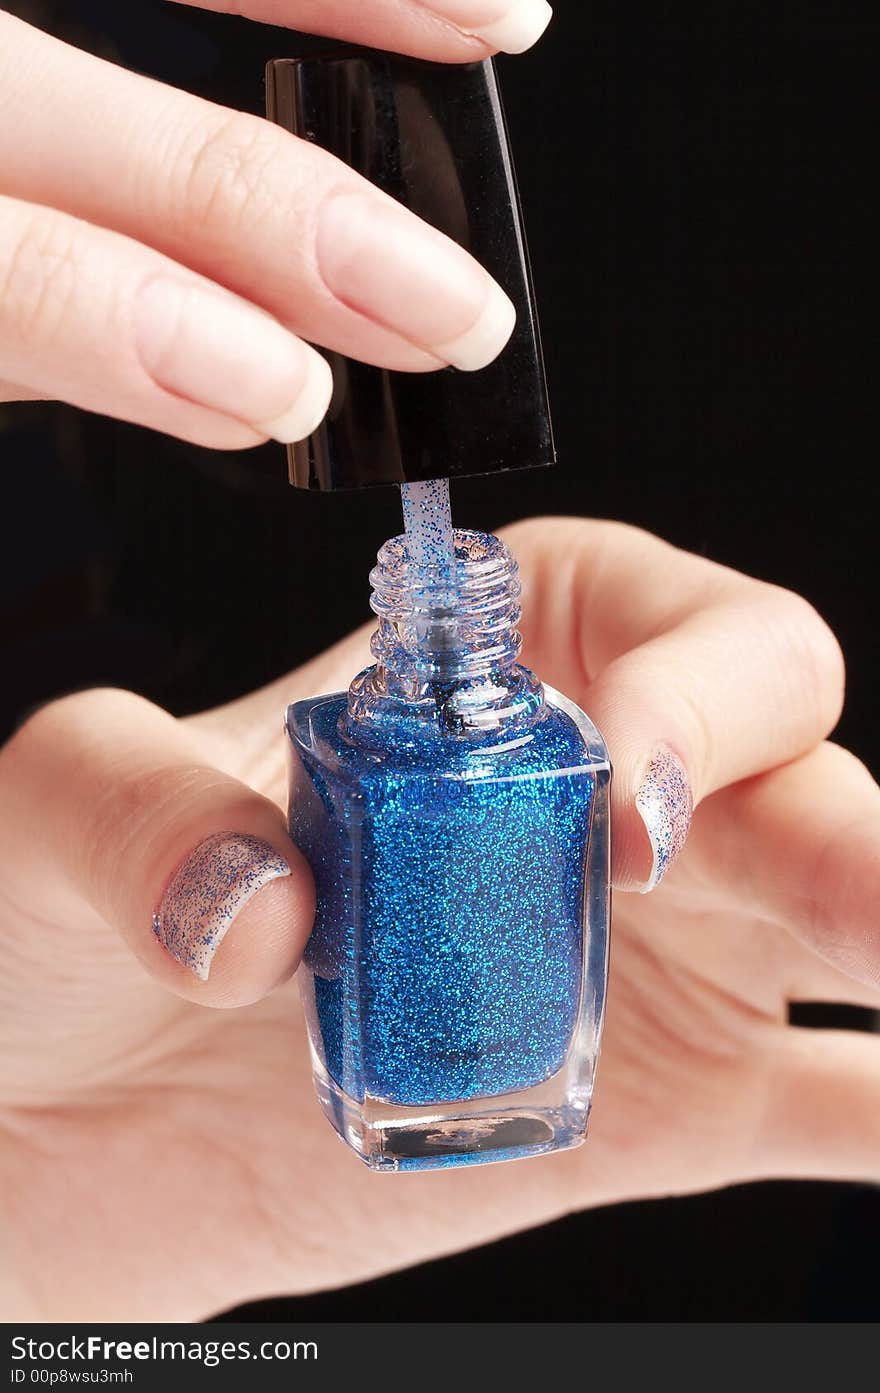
[153,832,290,981]
[415,0,554,53]
[135,277,333,443]
[316,193,516,371]
[634,746,693,893]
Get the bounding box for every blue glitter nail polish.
[287,510,611,1172]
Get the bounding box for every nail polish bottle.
[269,53,611,1170]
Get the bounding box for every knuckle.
[821,740,875,791]
[10,691,83,751]
[764,586,846,730]
[2,690,173,896]
[0,691,86,783]
[9,688,145,757]
[0,211,81,347]
[175,111,285,233]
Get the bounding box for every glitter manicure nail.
[153,833,291,981]
[634,746,693,893]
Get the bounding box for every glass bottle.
[286,529,610,1171]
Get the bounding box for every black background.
[2,1,878,1320]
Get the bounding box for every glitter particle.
[290,694,595,1106]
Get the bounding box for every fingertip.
[151,832,315,1009]
[434,279,516,371]
[315,191,515,370]
[408,1,552,55]
[193,859,315,1008]
[255,347,334,445]
[463,0,554,55]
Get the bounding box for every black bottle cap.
[266,50,555,491]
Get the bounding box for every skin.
[1,5,877,1320]
[0,6,535,443]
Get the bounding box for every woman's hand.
[1,517,877,1321]
[0,3,549,446]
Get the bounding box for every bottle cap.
[266,50,555,491]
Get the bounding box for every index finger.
[174,1,554,60]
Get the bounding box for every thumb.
[1,688,314,1007]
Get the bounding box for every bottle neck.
[347,530,543,735]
